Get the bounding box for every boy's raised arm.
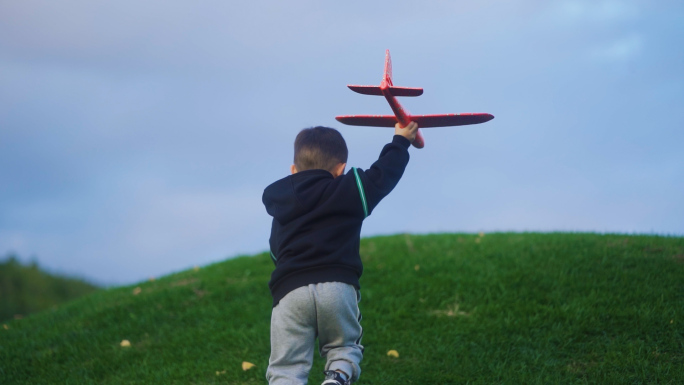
[355,122,418,215]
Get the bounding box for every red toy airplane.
[336,50,494,148]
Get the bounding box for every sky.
[1,0,683,286]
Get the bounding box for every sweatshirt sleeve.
[355,135,411,216]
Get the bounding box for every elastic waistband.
[271,266,360,307]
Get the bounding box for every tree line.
[0,255,99,322]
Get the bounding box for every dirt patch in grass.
[566,359,597,375]
[404,234,415,252]
[643,246,665,254]
[607,239,629,247]
[192,288,208,298]
[430,302,470,317]
[171,278,198,287]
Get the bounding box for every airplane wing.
[335,115,426,148]
[411,113,494,127]
[335,113,494,128]
[335,115,397,127]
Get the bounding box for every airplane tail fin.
[383,49,393,86]
[345,49,423,96]
[347,85,423,96]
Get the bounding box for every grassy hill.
[1,233,683,384]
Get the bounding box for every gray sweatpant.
[266,282,364,384]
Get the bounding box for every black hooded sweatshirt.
[262,135,411,306]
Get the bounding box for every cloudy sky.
[1,0,682,285]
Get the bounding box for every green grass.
[1,233,683,384]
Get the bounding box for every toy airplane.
[336,50,494,148]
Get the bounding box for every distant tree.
[0,254,99,322]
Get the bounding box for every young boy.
[262,121,419,385]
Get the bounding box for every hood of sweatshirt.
[262,169,335,224]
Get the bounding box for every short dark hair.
[294,126,348,173]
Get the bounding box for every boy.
[262,121,419,384]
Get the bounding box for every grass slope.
[1,233,683,384]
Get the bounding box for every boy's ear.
[332,163,346,178]
[290,165,298,175]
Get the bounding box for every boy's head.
[292,126,348,177]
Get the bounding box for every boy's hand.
[395,121,419,143]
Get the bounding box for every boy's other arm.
[357,122,419,214]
